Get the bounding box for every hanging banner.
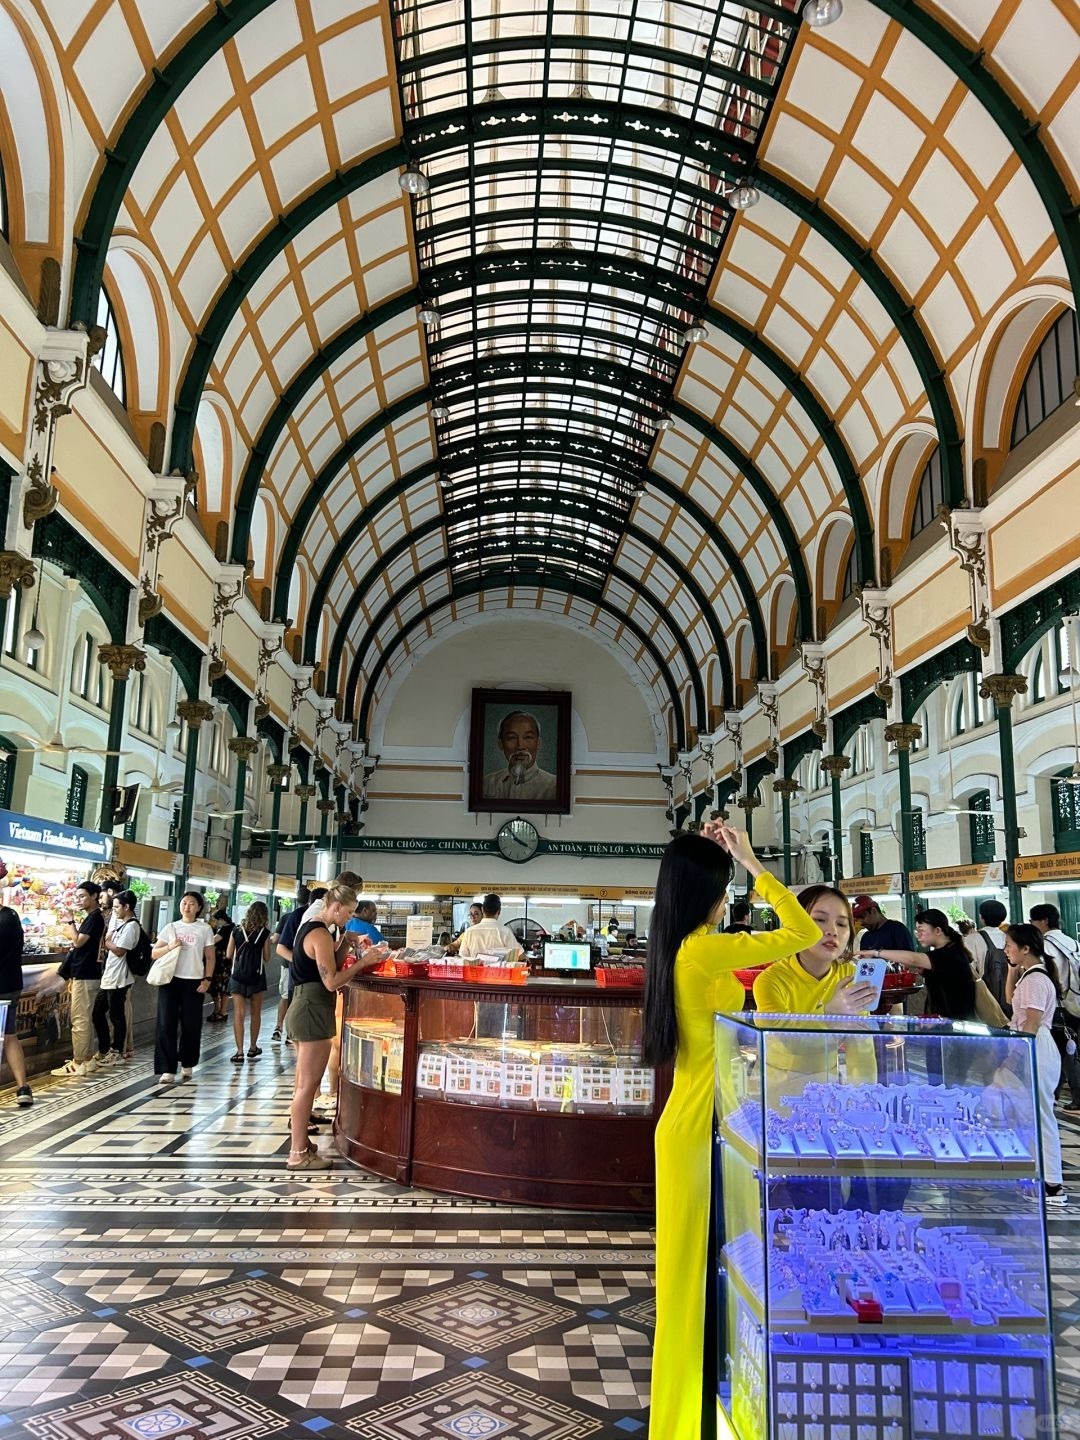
[343,835,666,860]
[907,861,1005,891]
[0,808,112,864]
[838,874,903,898]
[1015,852,1080,885]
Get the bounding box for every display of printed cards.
[343,1024,363,1084]
[501,1061,538,1105]
[445,1054,480,1099]
[416,1050,447,1094]
[384,1038,404,1095]
[615,1067,654,1109]
[577,1064,617,1108]
[538,1063,578,1110]
[474,1059,505,1101]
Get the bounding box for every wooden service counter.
[335,971,666,1211]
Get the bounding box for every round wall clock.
[496,817,541,864]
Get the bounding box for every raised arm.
[865,946,931,973]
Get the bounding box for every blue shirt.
[859,918,914,952]
[346,917,386,944]
[277,906,306,951]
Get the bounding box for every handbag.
[146,949,179,987]
[972,975,1008,1028]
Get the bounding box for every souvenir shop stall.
[712,1012,1056,1440]
[336,964,661,1209]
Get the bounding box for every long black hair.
[643,833,733,1066]
[0,905,23,959]
[1007,922,1061,997]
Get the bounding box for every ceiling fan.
[7,730,121,758]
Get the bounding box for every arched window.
[1053,772,1080,854]
[65,765,88,826]
[92,286,126,404]
[951,672,994,737]
[71,633,95,699]
[1031,652,1047,705]
[1011,310,1080,448]
[909,446,945,539]
[968,789,995,865]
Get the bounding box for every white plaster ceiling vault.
[27,0,1080,742]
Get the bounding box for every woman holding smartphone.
[644,823,820,1440]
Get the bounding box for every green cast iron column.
[226,737,259,910]
[983,675,1029,920]
[886,722,923,933]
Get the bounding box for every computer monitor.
[543,941,592,973]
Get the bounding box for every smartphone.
[853,957,887,1010]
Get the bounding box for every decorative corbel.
[937,507,992,659]
[855,587,896,709]
[798,642,829,739]
[756,683,780,767]
[206,562,253,682]
[253,624,285,722]
[16,330,96,541]
[722,711,744,777]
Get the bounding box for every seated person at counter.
[457,893,523,961]
[445,903,483,954]
[346,900,387,946]
[852,895,914,951]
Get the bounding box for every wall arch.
[877,426,937,565]
[194,395,234,520]
[105,236,178,444]
[814,513,855,620]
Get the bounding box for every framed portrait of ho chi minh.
[468,689,572,815]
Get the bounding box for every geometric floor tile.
[378,1281,574,1355]
[279,1267,454,1306]
[130,1280,333,1352]
[344,1371,603,1438]
[0,1321,171,1410]
[508,1324,651,1411]
[501,1270,651,1306]
[53,1267,233,1304]
[22,1371,286,1439]
[229,1321,445,1408]
[618,1298,656,1330]
[0,1275,82,1336]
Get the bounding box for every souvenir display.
[713,1013,1055,1440]
[1,862,87,957]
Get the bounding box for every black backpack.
[126,925,154,978]
[232,927,267,985]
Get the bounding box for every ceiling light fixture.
[803,0,844,25]
[652,415,675,433]
[683,325,708,344]
[430,403,450,421]
[399,162,430,196]
[728,183,760,211]
[417,300,441,327]
[24,555,45,655]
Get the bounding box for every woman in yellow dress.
[644,822,821,1440]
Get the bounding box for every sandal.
[247,1047,262,1059]
[230,1052,244,1064]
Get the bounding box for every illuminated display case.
[337,973,663,1208]
[713,1013,1056,1440]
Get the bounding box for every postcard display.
[337,973,659,1208]
[713,1014,1056,1440]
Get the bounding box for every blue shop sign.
[0,809,113,864]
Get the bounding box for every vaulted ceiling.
[43,0,1080,740]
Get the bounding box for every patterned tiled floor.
[0,1033,655,1439]
[3,1034,1080,1437]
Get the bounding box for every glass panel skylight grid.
[391,0,798,587]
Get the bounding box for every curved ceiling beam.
[344,553,710,734]
[318,504,735,703]
[353,573,696,747]
[272,380,810,637]
[868,0,1080,306]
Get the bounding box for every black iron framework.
[391,0,800,591]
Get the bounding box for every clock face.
[497,817,540,864]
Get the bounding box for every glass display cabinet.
[337,972,663,1208]
[713,1013,1056,1440]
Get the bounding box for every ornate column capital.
[294,783,316,802]
[736,793,762,812]
[316,798,337,816]
[266,763,291,787]
[820,754,852,782]
[98,643,146,682]
[884,721,922,753]
[176,698,214,729]
[979,672,1028,709]
[227,736,260,763]
[0,552,36,595]
[772,778,801,799]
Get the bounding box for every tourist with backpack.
[227,902,270,1063]
[962,899,1012,1017]
[92,889,143,1067]
[1030,903,1080,1113]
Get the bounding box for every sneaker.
[157,1073,175,1086]
[15,1085,32,1107]
[286,1150,332,1171]
[271,1029,281,1042]
[122,1050,134,1061]
[1046,1186,1068,1208]
[51,1058,88,1078]
[180,1067,193,1081]
[98,1051,122,1068]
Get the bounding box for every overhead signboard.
[0,808,112,864]
[344,835,666,860]
[838,874,903,898]
[1014,852,1080,886]
[907,861,1005,891]
[364,879,655,902]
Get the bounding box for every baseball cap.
[850,895,874,919]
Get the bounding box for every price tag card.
[406,916,434,949]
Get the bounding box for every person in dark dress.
[0,905,31,1106]
[208,908,234,1021]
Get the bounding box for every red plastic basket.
[463,963,529,985]
[426,961,465,982]
[595,965,645,988]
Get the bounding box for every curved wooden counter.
[334,972,666,1212]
